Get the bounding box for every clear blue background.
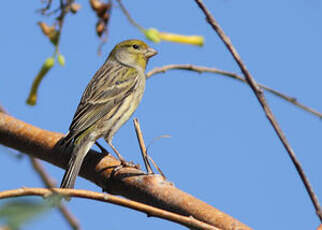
[1,0,322,229]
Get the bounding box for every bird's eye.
[132,44,139,49]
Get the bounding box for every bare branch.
[0,112,251,230]
[0,187,220,230]
[147,64,322,119]
[29,158,56,188]
[29,158,81,230]
[133,118,153,174]
[133,118,166,178]
[194,0,322,222]
[116,0,145,32]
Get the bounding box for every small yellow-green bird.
[59,39,157,189]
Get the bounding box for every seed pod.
[96,21,105,37]
[90,0,102,11]
[38,22,55,37]
[70,3,81,14]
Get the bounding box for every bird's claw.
[120,160,140,169]
[112,160,140,173]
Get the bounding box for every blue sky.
[1,0,322,229]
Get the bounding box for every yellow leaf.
[159,32,204,46]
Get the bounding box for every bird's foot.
[112,160,140,174]
[95,141,109,155]
[120,159,140,169]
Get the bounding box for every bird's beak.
[145,47,158,58]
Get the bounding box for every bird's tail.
[60,134,95,189]
[60,149,85,189]
[54,131,74,153]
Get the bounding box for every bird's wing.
[68,63,139,139]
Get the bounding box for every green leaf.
[26,57,55,106]
[0,196,61,230]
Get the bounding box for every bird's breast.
[101,75,146,141]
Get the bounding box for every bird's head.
[110,39,158,70]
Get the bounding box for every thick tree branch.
[194,0,322,222]
[0,187,219,230]
[0,105,80,229]
[0,112,251,230]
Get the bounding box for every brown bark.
[0,112,251,230]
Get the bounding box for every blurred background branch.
[29,158,81,230]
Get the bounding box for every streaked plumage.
[59,40,157,189]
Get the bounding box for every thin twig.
[116,0,145,32]
[133,118,153,174]
[55,1,70,49]
[194,0,322,222]
[29,158,56,187]
[147,64,322,119]
[29,158,81,230]
[146,155,166,180]
[39,0,53,14]
[133,119,166,178]
[0,187,220,230]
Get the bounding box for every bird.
[59,39,157,189]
